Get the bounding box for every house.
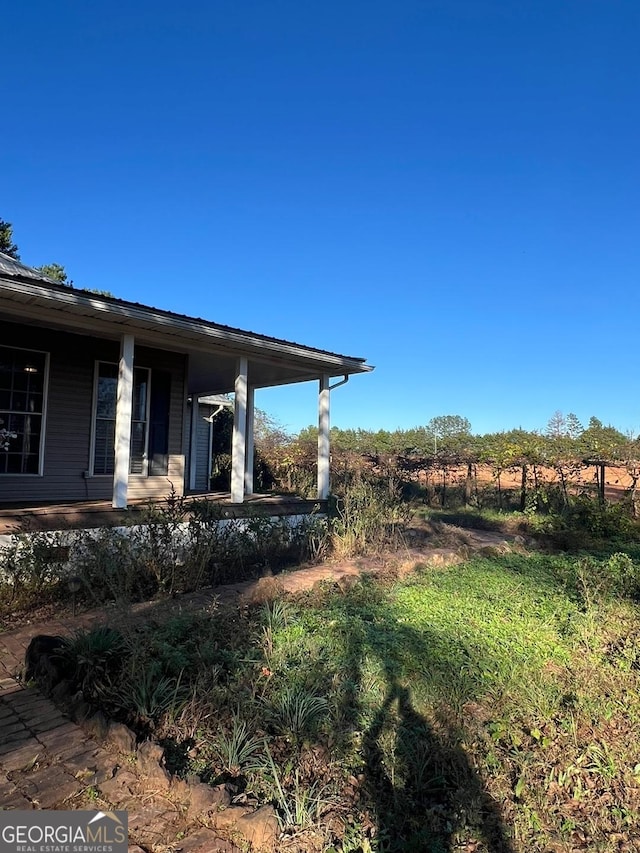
[0,252,372,515]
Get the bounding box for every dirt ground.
[421,462,634,503]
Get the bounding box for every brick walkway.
[0,532,501,850]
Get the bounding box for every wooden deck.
[0,493,326,536]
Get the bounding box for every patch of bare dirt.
[437,463,634,503]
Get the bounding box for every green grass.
[252,552,640,851]
[63,549,640,852]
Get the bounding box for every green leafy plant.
[265,685,329,742]
[259,598,291,666]
[63,626,129,704]
[260,745,337,830]
[0,530,70,612]
[114,664,187,729]
[559,552,640,609]
[210,714,265,776]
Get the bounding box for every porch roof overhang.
[0,256,373,394]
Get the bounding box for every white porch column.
[231,357,248,503]
[112,334,135,509]
[245,386,255,496]
[318,374,331,500]
[188,396,199,491]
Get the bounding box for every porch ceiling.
[0,271,373,394]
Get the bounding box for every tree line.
[254,412,640,514]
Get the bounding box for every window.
[93,363,150,475]
[93,363,118,476]
[92,363,169,477]
[148,370,170,476]
[0,346,48,475]
[129,367,149,474]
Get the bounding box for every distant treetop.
[36,262,72,285]
[0,219,20,259]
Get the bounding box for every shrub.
[187,501,328,585]
[0,531,70,613]
[185,498,241,585]
[62,626,130,705]
[244,512,329,572]
[561,496,634,539]
[131,486,190,593]
[557,551,640,608]
[73,527,157,606]
[606,551,640,596]
[330,479,412,557]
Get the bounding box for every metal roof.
[0,252,60,283]
[0,252,373,391]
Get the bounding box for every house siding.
[0,321,186,504]
[194,405,212,492]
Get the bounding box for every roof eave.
[0,277,373,376]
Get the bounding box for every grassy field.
[64,541,640,852]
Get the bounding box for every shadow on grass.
[24,559,550,851]
[325,583,515,853]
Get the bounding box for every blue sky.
[4,1,639,436]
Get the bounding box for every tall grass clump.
[209,712,265,776]
[330,479,412,557]
[264,685,329,742]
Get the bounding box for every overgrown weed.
[329,480,412,558]
[0,497,329,617]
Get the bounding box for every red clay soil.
[424,463,634,503]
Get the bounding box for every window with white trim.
[0,346,48,475]
[92,362,150,475]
